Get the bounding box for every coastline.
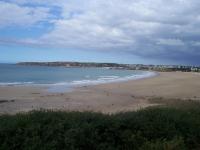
[0,72,200,114]
[46,71,158,93]
[0,70,157,93]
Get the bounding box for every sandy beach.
[0,72,200,114]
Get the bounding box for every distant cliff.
[17,62,127,68]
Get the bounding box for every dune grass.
[0,99,200,150]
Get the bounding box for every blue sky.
[0,0,200,65]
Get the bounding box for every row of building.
[125,64,200,72]
[18,62,200,72]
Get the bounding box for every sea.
[0,64,156,92]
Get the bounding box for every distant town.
[17,62,200,72]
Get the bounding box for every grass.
[1,98,200,150]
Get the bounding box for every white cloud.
[157,39,185,46]
[0,1,51,27]
[191,41,200,46]
[1,0,200,62]
[36,0,196,50]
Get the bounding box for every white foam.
[0,82,34,86]
[0,71,158,90]
[67,71,157,87]
[98,76,119,80]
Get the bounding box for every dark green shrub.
[1,101,200,150]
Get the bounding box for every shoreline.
[0,72,200,114]
[0,71,157,93]
[46,71,158,93]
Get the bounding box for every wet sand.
[0,72,200,114]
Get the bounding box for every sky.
[0,0,200,65]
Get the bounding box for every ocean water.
[0,64,156,92]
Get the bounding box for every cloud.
[157,39,185,46]
[191,41,200,47]
[0,1,52,27]
[1,0,200,64]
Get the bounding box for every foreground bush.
[0,101,200,150]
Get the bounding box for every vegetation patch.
[1,99,200,150]
[148,97,200,110]
[0,100,15,104]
